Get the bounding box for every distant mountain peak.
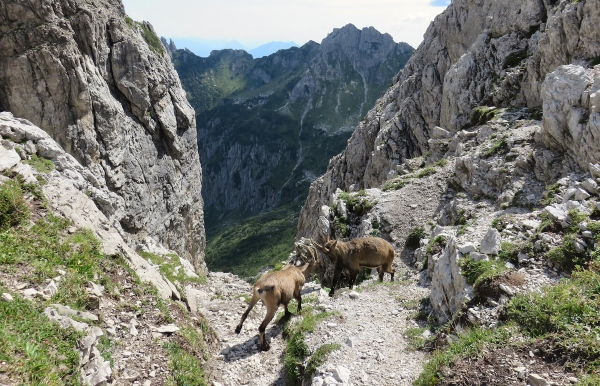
[249,41,299,58]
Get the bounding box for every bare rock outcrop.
[297,0,600,241]
[0,0,206,271]
[540,64,600,169]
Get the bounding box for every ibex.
[235,250,322,351]
[314,236,395,296]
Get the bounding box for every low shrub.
[471,106,499,126]
[459,258,508,288]
[382,177,406,191]
[406,226,426,249]
[338,191,378,216]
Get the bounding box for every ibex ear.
[331,240,338,249]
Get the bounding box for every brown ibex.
[314,236,395,296]
[235,251,322,351]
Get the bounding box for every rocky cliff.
[298,0,600,241]
[0,0,206,271]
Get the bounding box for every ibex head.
[312,235,340,261]
[297,242,325,279]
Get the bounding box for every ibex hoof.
[260,343,271,351]
[235,326,241,334]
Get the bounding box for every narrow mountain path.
[196,260,429,386]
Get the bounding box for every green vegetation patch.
[0,180,118,381]
[459,257,509,289]
[138,251,206,288]
[540,182,562,206]
[164,340,207,386]
[124,16,164,55]
[0,290,84,384]
[491,216,508,231]
[382,177,407,191]
[497,241,520,265]
[333,216,350,238]
[23,154,54,174]
[426,235,447,257]
[471,106,499,126]
[283,305,338,386]
[482,137,508,158]
[338,190,378,216]
[414,326,512,386]
[415,166,437,178]
[406,226,426,249]
[0,180,29,231]
[506,263,600,373]
[507,266,600,338]
[305,343,341,379]
[405,327,433,350]
[416,257,600,384]
[205,204,300,278]
[545,233,589,271]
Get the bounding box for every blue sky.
[121,0,450,50]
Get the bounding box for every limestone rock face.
[297,0,600,240]
[0,0,206,271]
[540,65,600,169]
[428,237,473,323]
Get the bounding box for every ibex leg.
[235,294,259,334]
[258,307,277,351]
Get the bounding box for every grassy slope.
[205,203,301,278]
[0,172,211,385]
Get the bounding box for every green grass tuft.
[540,182,561,206]
[305,343,341,379]
[338,190,378,216]
[283,306,338,385]
[382,177,407,191]
[482,137,508,158]
[415,166,437,178]
[23,154,54,174]
[471,106,499,126]
[164,341,207,386]
[0,291,84,384]
[138,251,206,288]
[459,257,508,289]
[406,226,426,249]
[414,327,511,386]
[0,180,29,231]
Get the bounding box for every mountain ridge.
[171,23,413,274]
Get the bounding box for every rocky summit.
[1,0,600,385]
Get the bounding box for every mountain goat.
[235,251,322,351]
[313,236,395,296]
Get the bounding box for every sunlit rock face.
[297,0,600,241]
[0,0,206,271]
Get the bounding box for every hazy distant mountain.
[249,41,299,58]
[172,24,414,274]
[169,37,246,57]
